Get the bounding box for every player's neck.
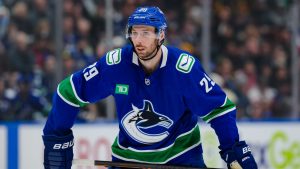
[139,48,162,75]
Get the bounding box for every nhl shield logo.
[121,100,173,144]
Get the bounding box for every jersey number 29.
[83,62,99,81]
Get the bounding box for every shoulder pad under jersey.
[106,48,122,65]
[175,53,195,73]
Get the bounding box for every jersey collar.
[132,45,168,68]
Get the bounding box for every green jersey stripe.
[202,98,236,122]
[111,125,201,163]
[70,75,90,104]
[57,84,79,107]
[205,107,236,123]
[57,76,88,107]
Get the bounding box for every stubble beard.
[136,48,156,60]
[135,40,158,61]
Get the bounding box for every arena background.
[0,0,299,169]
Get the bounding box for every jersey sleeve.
[43,53,115,136]
[183,59,236,123]
[182,56,239,150]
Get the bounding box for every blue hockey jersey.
[43,45,238,164]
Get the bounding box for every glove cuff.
[43,132,74,151]
[43,132,74,169]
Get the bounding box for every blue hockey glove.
[43,132,74,169]
[220,141,257,169]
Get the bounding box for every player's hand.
[43,132,74,169]
[220,141,258,169]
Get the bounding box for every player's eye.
[142,31,150,36]
[131,32,138,38]
[130,30,156,39]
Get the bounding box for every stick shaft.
[73,159,221,169]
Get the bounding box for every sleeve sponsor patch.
[175,53,195,73]
[106,48,122,65]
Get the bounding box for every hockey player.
[43,6,257,169]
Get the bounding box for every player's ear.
[159,31,165,41]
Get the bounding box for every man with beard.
[42,6,257,169]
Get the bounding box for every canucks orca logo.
[121,100,173,144]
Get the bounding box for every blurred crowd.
[0,0,298,121]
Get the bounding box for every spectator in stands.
[0,77,15,120]
[8,31,35,76]
[10,76,50,120]
[11,1,33,35]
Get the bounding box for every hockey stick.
[73,159,222,169]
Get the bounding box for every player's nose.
[135,40,143,46]
[134,35,145,43]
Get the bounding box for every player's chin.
[139,53,153,60]
[136,52,147,58]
